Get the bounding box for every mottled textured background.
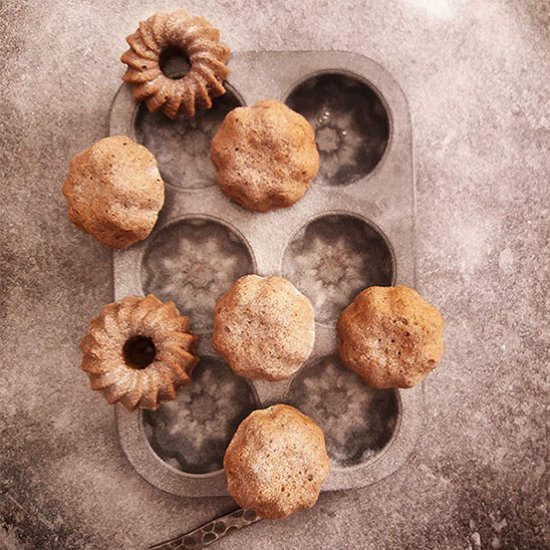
[1,1,549,549]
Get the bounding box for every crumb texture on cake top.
[224,404,330,519]
[62,135,164,249]
[211,100,319,212]
[213,274,315,381]
[338,285,444,388]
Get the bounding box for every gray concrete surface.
[1,1,548,549]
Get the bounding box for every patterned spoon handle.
[147,509,262,549]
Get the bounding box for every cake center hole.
[159,47,191,79]
[123,335,156,369]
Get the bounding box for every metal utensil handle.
[148,508,262,549]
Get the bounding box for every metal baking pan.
[110,50,422,497]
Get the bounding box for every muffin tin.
[110,51,422,497]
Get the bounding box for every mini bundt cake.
[211,100,320,212]
[81,295,199,410]
[224,404,330,519]
[337,285,444,388]
[213,275,315,381]
[121,9,230,119]
[62,135,164,249]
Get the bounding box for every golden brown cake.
[337,285,444,388]
[224,404,330,519]
[213,275,315,381]
[121,9,230,119]
[211,100,319,212]
[62,135,164,249]
[81,295,199,410]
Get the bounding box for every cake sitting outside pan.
[212,275,315,381]
[121,9,230,119]
[211,100,320,212]
[224,404,330,519]
[81,295,199,410]
[62,135,164,249]
[337,285,444,388]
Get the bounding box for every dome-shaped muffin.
[211,100,319,212]
[224,404,330,519]
[337,285,444,388]
[81,295,199,410]
[121,9,230,119]
[62,136,164,249]
[213,275,315,381]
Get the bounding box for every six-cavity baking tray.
[110,50,422,497]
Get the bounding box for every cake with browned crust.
[62,135,164,249]
[211,100,319,212]
[337,285,444,388]
[213,275,315,381]
[121,9,230,119]
[81,295,199,410]
[224,404,330,519]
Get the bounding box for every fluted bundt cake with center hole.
[224,404,330,519]
[337,285,444,388]
[121,9,230,119]
[81,295,199,410]
[62,135,164,249]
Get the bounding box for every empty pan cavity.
[135,84,244,190]
[141,216,255,332]
[286,354,399,467]
[143,356,258,474]
[285,72,390,185]
[282,213,394,325]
